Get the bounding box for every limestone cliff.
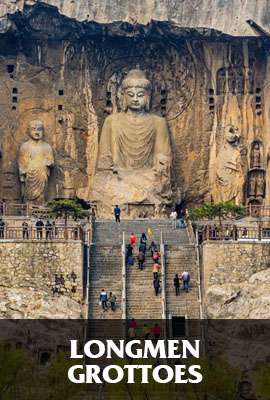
[0,0,269,37]
[1,1,270,209]
[203,242,270,319]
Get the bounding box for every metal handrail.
[121,232,127,324]
[160,231,166,321]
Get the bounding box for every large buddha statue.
[18,120,54,203]
[92,69,172,216]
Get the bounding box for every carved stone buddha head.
[121,69,152,112]
[29,120,44,141]
[225,124,240,145]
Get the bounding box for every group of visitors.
[126,231,163,297]
[114,205,187,226]
[99,290,117,312]
[126,231,191,296]
[0,217,80,240]
[128,319,161,340]
[173,271,190,295]
[52,272,77,296]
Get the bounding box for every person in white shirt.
[170,210,177,229]
[181,271,190,292]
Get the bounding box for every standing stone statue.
[248,174,256,197]
[18,120,54,203]
[92,69,172,215]
[250,142,261,168]
[256,174,265,198]
[212,125,244,204]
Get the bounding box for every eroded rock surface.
[203,242,270,319]
[0,0,269,36]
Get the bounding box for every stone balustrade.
[200,225,270,242]
[0,225,91,242]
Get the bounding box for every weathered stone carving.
[247,170,265,202]
[18,120,54,203]
[246,140,265,203]
[250,141,262,168]
[212,125,244,204]
[216,66,254,96]
[92,69,172,216]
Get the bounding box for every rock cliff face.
[203,242,270,318]
[0,0,269,37]
[1,2,270,210]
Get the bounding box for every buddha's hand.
[98,153,114,171]
[154,155,170,176]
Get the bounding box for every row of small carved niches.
[4,63,66,114]
[207,77,262,116]
[246,140,266,204]
[206,40,266,116]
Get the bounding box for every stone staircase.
[88,245,122,319]
[126,247,163,319]
[165,245,200,319]
[88,219,201,321]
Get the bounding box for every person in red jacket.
[129,233,137,247]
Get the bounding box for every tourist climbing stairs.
[88,219,201,325]
[165,245,201,319]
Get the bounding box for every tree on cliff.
[0,346,32,399]
[47,199,88,226]
[188,201,245,227]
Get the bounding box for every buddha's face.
[124,87,148,111]
[29,120,44,140]
[225,126,240,145]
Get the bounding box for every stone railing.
[121,232,127,323]
[0,226,91,241]
[200,225,270,242]
[0,202,50,218]
[244,205,270,218]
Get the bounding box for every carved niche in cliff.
[247,140,265,204]
[92,69,173,217]
[88,40,197,217]
[18,120,54,204]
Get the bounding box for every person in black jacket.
[138,251,145,270]
[153,277,160,296]
[114,205,121,222]
[35,219,44,239]
[0,218,5,239]
[174,273,180,296]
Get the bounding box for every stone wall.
[0,240,85,318]
[202,241,270,318]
